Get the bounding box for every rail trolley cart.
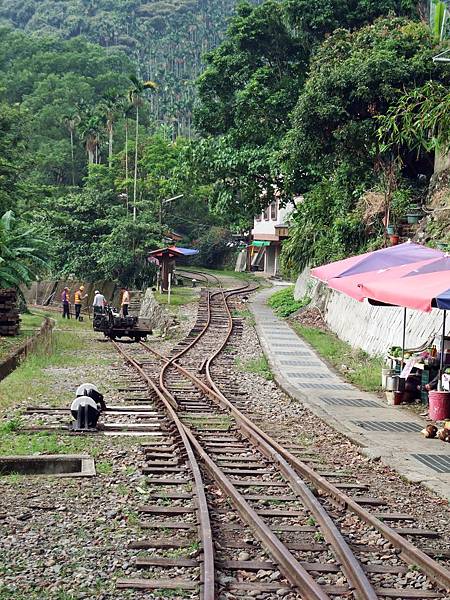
[93,306,152,342]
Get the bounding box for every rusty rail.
[111,340,215,600]
[141,284,450,595]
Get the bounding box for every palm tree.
[62,112,80,185]
[0,211,48,289]
[80,115,103,165]
[100,91,121,168]
[128,75,157,221]
[120,100,134,212]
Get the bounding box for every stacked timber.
[0,289,19,336]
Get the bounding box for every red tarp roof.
[311,242,450,312]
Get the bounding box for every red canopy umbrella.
[312,241,443,284]
[312,243,450,384]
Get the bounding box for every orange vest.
[75,290,83,304]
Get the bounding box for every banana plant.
[432,0,448,41]
[0,211,49,289]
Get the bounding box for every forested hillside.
[190,0,450,272]
[0,0,449,295]
[0,0,251,134]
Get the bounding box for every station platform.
[250,288,450,502]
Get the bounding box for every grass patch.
[0,312,47,362]
[32,308,93,331]
[154,287,197,306]
[236,355,273,381]
[291,323,383,393]
[0,431,94,457]
[0,324,109,411]
[96,460,113,475]
[268,287,309,317]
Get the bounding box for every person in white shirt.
[92,290,106,314]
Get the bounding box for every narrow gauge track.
[176,268,222,287]
[113,282,450,599]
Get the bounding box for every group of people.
[61,286,130,319]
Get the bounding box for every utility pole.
[159,194,184,227]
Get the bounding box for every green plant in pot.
[388,188,411,238]
[406,204,421,224]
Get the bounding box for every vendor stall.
[312,241,450,417]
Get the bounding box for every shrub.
[267,286,309,317]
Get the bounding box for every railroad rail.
[176,268,222,287]
[111,280,450,599]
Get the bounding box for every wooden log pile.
[0,289,20,336]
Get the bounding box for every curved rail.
[149,349,378,598]
[158,280,255,405]
[144,286,378,599]
[111,339,215,600]
[176,268,222,287]
[141,283,450,595]
[205,290,450,594]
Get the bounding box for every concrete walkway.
[250,288,450,501]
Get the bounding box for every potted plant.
[389,232,400,245]
[387,188,410,243]
[406,204,421,224]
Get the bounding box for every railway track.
[110,281,450,599]
[176,269,222,288]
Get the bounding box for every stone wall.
[139,288,172,332]
[294,269,446,356]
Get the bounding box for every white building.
[250,198,295,276]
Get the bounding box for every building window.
[264,206,270,221]
[270,200,277,221]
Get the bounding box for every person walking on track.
[74,285,88,321]
[93,290,106,314]
[121,287,130,317]
[61,287,71,319]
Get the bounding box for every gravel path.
[0,308,198,600]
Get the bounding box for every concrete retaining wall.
[0,317,54,381]
[23,280,121,309]
[294,269,446,356]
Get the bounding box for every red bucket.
[428,390,450,421]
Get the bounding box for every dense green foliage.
[0,27,133,187]
[0,0,251,132]
[378,80,450,155]
[191,0,421,228]
[267,286,309,317]
[0,0,448,292]
[282,17,444,271]
[0,211,48,288]
[191,0,448,273]
[0,23,228,287]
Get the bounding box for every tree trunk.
[70,129,75,186]
[108,123,113,169]
[125,120,129,212]
[133,104,139,222]
[88,147,94,164]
